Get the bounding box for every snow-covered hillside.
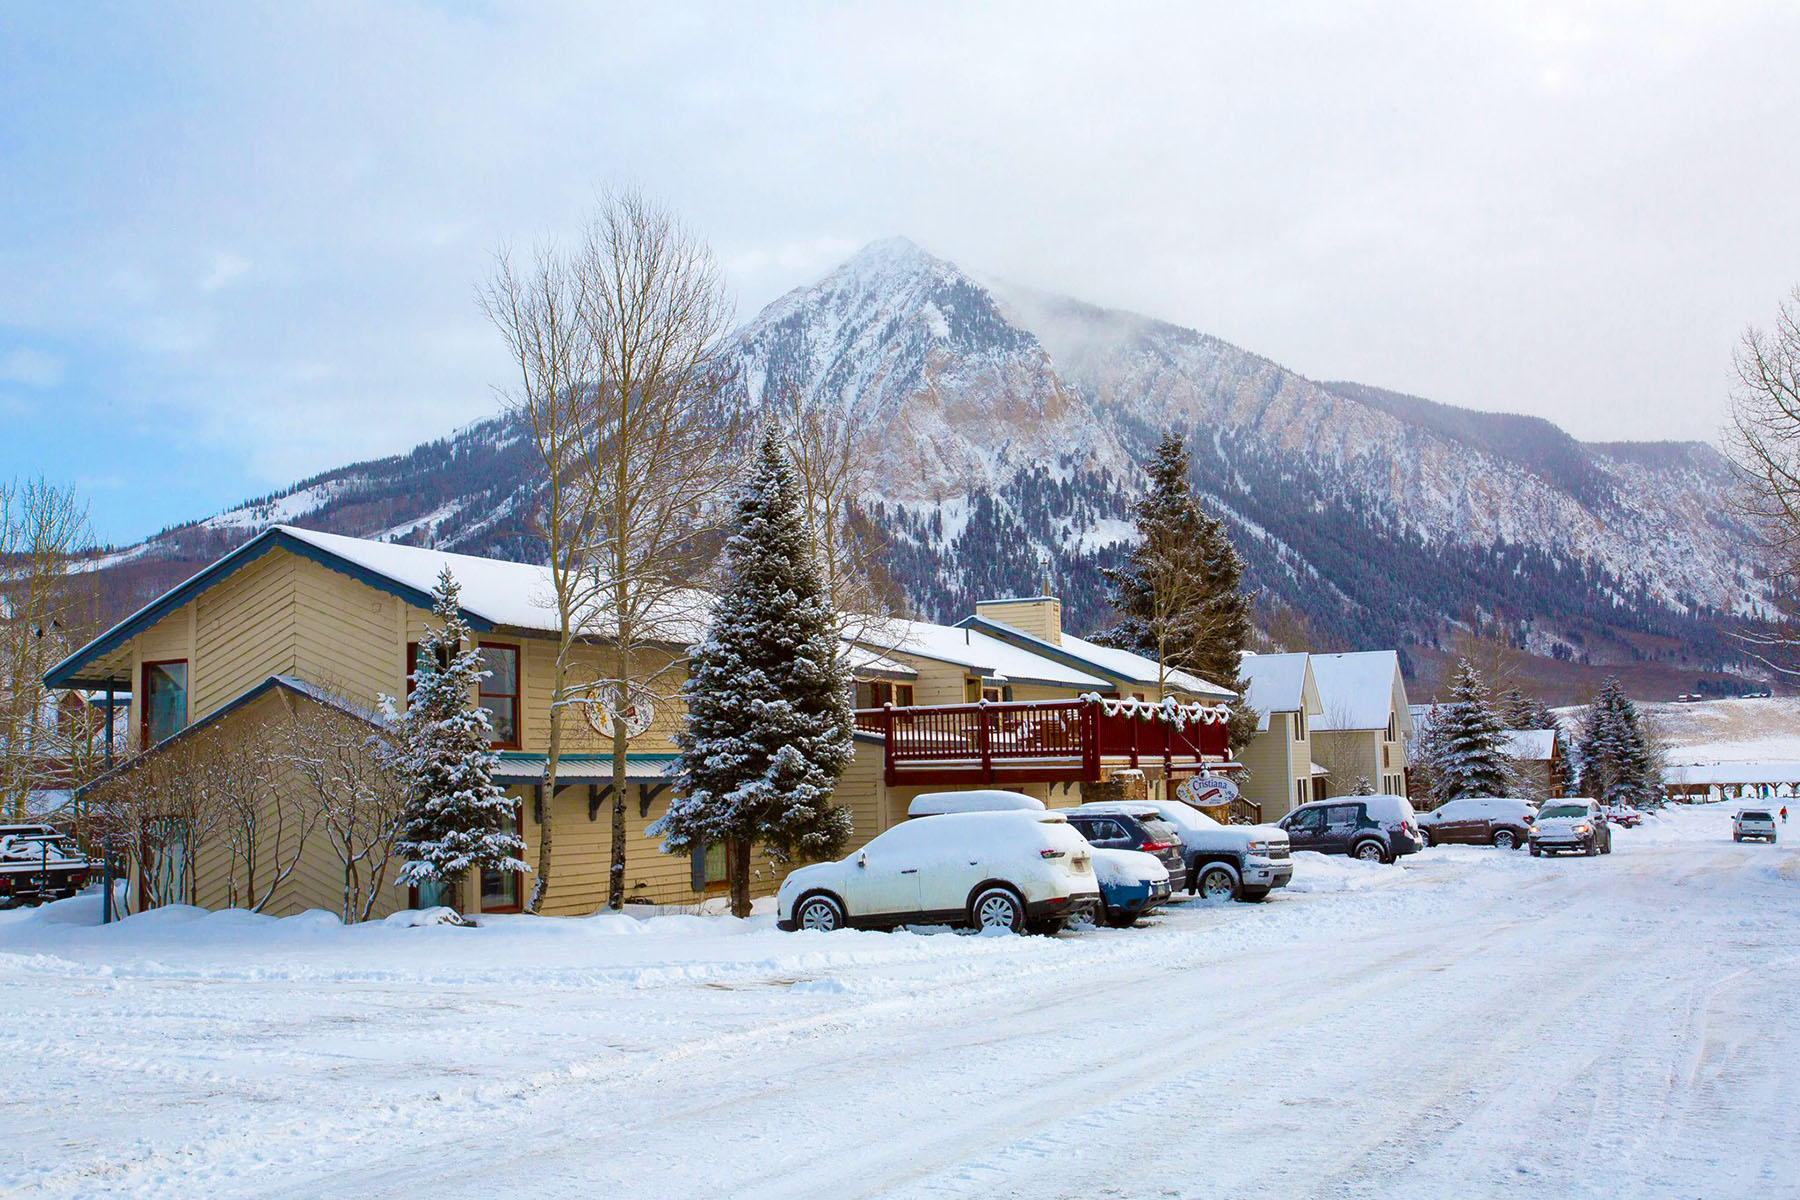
[92,237,1767,680]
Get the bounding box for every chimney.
[975,595,1063,646]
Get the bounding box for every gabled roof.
[1237,652,1320,731]
[856,617,1110,690]
[1310,651,1411,734]
[952,616,1235,700]
[1501,729,1557,761]
[44,525,714,690]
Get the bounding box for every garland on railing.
[1078,692,1231,728]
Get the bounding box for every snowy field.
[3,805,1796,1198]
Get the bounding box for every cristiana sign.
[1178,774,1239,806]
[583,683,656,740]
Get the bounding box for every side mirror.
[856,852,867,869]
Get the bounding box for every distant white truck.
[1733,808,1778,844]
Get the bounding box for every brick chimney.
[975,595,1062,646]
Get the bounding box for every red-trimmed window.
[854,680,916,708]
[141,660,188,748]
[477,643,520,748]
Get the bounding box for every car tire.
[1585,841,1599,857]
[1103,908,1138,929]
[1492,829,1518,851]
[1196,865,1238,901]
[1420,830,1434,848]
[1025,917,1064,935]
[1734,833,1742,842]
[794,892,846,932]
[970,885,1026,934]
[1529,844,1541,857]
[1353,840,1388,864]
[1240,887,1270,903]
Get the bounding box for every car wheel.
[1529,844,1541,857]
[794,893,846,932]
[1240,887,1270,903]
[1353,840,1388,864]
[970,886,1026,934]
[1420,830,1434,847]
[1103,908,1138,928]
[1197,865,1237,901]
[1025,917,1064,935]
[1492,829,1517,851]
[1585,841,1599,857]
[1734,833,1742,842]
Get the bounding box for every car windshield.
[1540,805,1587,819]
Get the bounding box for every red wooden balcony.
[854,697,1231,787]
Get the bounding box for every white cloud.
[0,348,63,388]
[200,252,251,292]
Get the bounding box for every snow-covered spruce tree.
[1427,659,1513,804]
[660,429,855,918]
[1099,430,1259,750]
[1578,677,1661,807]
[393,568,529,913]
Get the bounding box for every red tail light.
[1039,848,1066,859]
[1139,841,1175,853]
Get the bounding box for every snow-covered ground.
[3,805,1796,1198]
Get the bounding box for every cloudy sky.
[4,2,1798,544]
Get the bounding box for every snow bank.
[1283,851,1406,894]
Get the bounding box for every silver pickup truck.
[1074,799,1293,901]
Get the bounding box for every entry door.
[1283,807,1326,851]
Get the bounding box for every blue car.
[1088,846,1172,927]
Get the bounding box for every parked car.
[776,811,1102,934]
[1416,797,1538,850]
[1599,805,1646,829]
[0,824,96,907]
[1277,795,1423,864]
[1089,847,1172,927]
[1061,808,1188,891]
[1733,808,1778,843]
[907,791,1170,925]
[1077,799,1292,901]
[1528,799,1612,857]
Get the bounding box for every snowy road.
[3,805,1796,1198]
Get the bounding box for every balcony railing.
[853,696,1231,786]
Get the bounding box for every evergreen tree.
[1098,431,1258,749]
[1578,677,1662,807]
[393,568,528,910]
[1425,659,1513,803]
[660,430,856,917]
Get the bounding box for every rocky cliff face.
[92,237,1766,683]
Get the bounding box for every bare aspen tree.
[1727,286,1800,672]
[202,719,320,913]
[280,691,407,923]
[481,242,606,912]
[774,386,896,647]
[0,478,93,819]
[580,188,735,911]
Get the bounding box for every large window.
[141,660,188,748]
[478,644,520,747]
[479,797,525,912]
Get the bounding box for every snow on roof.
[841,644,917,678]
[1237,652,1316,731]
[1661,761,1800,786]
[907,790,1046,816]
[857,618,1109,689]
[1056,632,1234,699]
[1309,651,1406,732]
[279,526,716,642]
[1501,729,1557,761]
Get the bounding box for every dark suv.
[0,824,96,907]
[1278,795,1423,864]
[1063,810,1188,884]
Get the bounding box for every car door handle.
[900,868,918,874]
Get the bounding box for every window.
[855,680,916,708]
[1295,779,1308,807]
[965,678,982,703]
[1386,713,1398,741]
[479,799,524,912]
[477,644,520,748]
[405,641,453,696]
[1293,710,1307,741]
[141,661,188,748]
[982,685,1006,703]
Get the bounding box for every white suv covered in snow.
[777,811,1102,934]
[1075,799,1293,901]
[1733,809,1778,843]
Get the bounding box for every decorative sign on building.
[1178,773,1240,807]
[583,683,656,740]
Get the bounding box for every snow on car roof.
[908,790,1046,816]
[1309,651,1408,733]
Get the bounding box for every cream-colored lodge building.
[50,528,1233,920]
[1236,650,1413,820]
